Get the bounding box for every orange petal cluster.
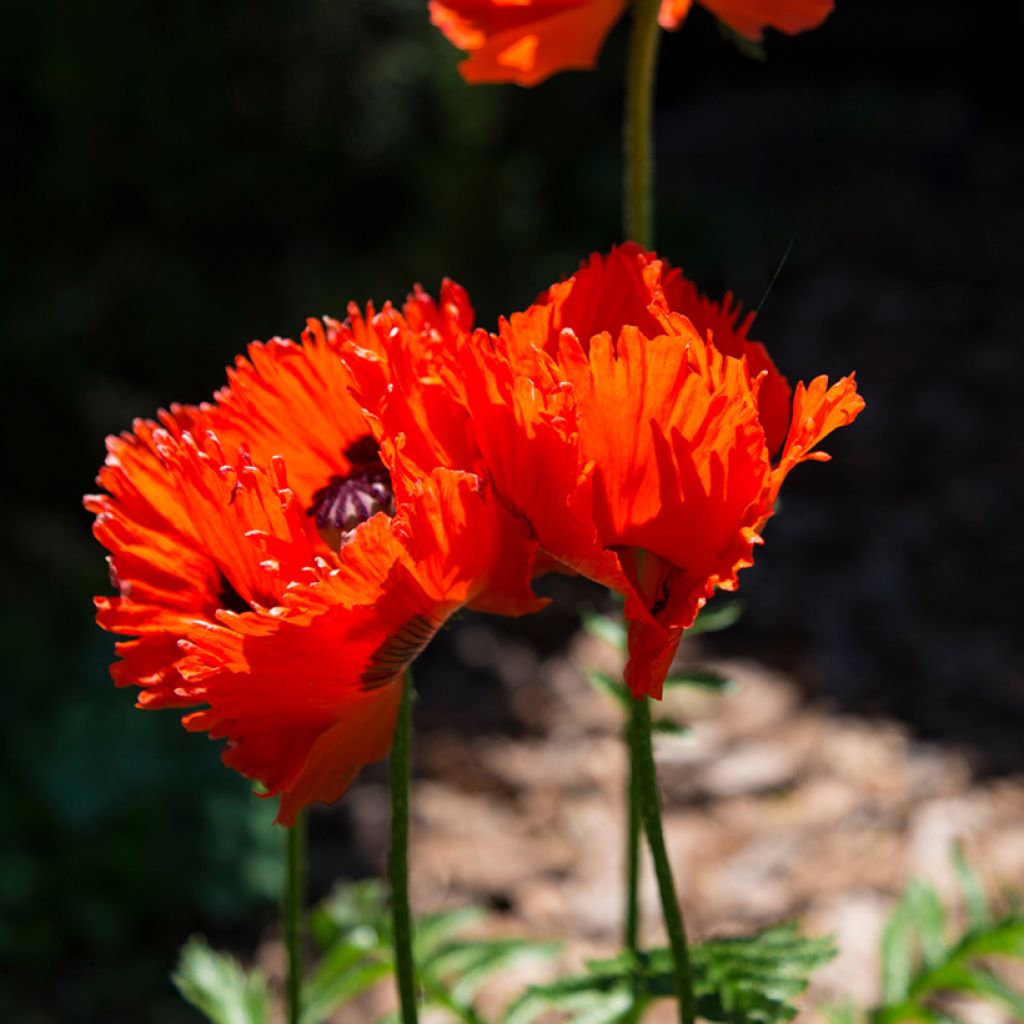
[87,303,543,823]
[429,0,833,86]
[88,245,862,819]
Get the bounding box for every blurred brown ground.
[280,618,1024,1022]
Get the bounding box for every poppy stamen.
[308,438,394,548]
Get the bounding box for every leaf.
[881,900,913,1005]
[580,610,626,653]
[716,21,767,61]
[955,915,1024,958]
[429,938,560,1006]
[299,958,391,1024]
[904,881,947,970]
[414,906,487,959]
[651,717,691,738]
[507,924,833,1024]
[868,856,1024,1023]
[663,671,734,693]
[688,601,745,636]
[951,846,991,931]
[506,982,633,1024]
[686,924,836,1022]
[823,1003,862,1024]
[585,670,632,709]
[172,936,269,1024]
[312,879,389,950]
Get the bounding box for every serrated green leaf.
[414,906,486,959]
[435,939,560,1006]
[687,926,837,1023]
[663,671,734,693]
[507,987,633,1024]
[506,965,630,1024]
[172,937,269,1024]
[568,990,635,1024]
[951,847,991,931]
[688,601,744,635]
[507,924,832,1024]
[301,958,392,1024]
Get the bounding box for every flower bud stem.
[624,0,663,248]
[285,810,307,1024]
[390,670,419,1024]
[632,696,696,1024]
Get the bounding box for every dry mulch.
[273,624,1024,1022]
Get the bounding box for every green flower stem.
[622,0,662,986]
[285,810,307,1024]
[625,699,642,955]
[624,697,645,1023]
[389,670,419,1024]
[624,0,664,248]
[632,697,696,1024]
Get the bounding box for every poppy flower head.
[457,245,863,697]
[87,287,548,822]
[662,0,834,41]
[431,0,834,86]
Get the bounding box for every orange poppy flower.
[346,244,860,698]
[87,305,543,823]
[429,0,833,86]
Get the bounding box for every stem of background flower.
[389,670,419,1024]
[632,697,696,1024]
[285,809,307,1024]
[624,0,663,248]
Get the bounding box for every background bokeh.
[3,0,1021,1019]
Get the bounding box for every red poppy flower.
[87,304,543,823]
[345,244,861,698]
[429,0,833,86]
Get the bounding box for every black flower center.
[219,573,252,614]
[308,437,394,549]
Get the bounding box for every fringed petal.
[430,0,627,87]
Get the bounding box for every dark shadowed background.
[2,0,1021,1018]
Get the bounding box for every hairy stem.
[632,697,695,1024]
[625,699,642,955]
[624,0,664,247]
[389,671,419,1024]
[285,810,307,1024]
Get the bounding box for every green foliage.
[581,601,739,737]
[686,601,745,637]
[179,881,558,1024]
[580,599,744,652]
[172,937,270,1024]
[716,22,768,62]
[834,850,1024,1024]
[508,923,834,1024]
